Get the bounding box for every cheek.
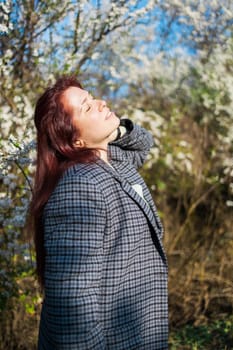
[81,123,101,142]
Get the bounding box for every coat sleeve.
[42,174,106,349]
[108,119,154,169]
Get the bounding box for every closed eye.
[85,104,91,112]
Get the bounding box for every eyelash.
[86,105,91,112]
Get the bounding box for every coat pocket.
[106,322,142,349]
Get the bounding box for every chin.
[114,114,120,127]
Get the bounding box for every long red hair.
[30,76,98,287]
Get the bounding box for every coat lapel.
[97,160,167,266]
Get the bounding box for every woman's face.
[61,87,120,149]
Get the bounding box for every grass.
[169,316,233,349]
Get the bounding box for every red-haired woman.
[31,76,168,349]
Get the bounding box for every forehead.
[61,86,89,114]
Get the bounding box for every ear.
[74,139,85,148]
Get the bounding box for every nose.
[98,100,107,112]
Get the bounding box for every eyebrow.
[81,94,91,105]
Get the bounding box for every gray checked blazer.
[38,120,168,350]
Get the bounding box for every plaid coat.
[38,120,168,350]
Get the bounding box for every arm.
[43,175,106,349]
[108,119,154,169]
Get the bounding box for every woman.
[31,76,168,349]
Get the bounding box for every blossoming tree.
[0,0,232,347]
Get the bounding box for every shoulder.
[63,161,109,183]
[51,163,105,198]
[45,163,107,213]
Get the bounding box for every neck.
[86,139,112,166]
[99,148,110,164]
